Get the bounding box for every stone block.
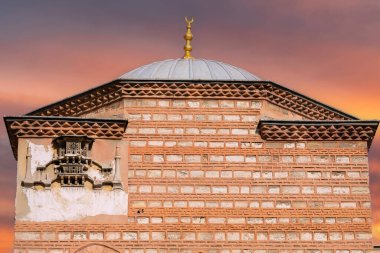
[302,186,314,194]
[314,232,327,241]
[212,186,227,193]
[168,114,181,121]
[123,232,138,240]
[151,232,165,240]
[183,232,195,240]
[258,155,271,162]
[221,100,234,108]
[307,171,321,179]
[269,232,285,241]
[142,114,152,120]
[257,232,268,240]
[237,101,250,108]
[228,218,245,224]
[227,232,240,241]
[282,186,300,194]
[287,232,299,241]
[215,232,226,241]
[152,185,166,193]
[329,232,342,240]
[316,186,332,194]
[139,128,155,134]
[167,155,182,162]
[157,128,172,134]
[352,156,368,163]
[234,170,251,177]
[241,115,256,122]
[208,217,226,223]
[274,172,288,178]
[15,232,41,241]
[163,170,176,178]
[106,232,121,240]
[173,100,186,107]
[251,101,262,108]
[296,156,311,163]
[158,100,170,107]
[268,186,280,194]
[208,115,222,121]
[281,156,293,163]
[139,232,149,241]
[130,141,146,147]
[195,186,210,193]
[284,143,295,148]
[89,232,103,240]
[185,155,201,162]
[151,217,163,223]
[220,201,233,208]
[57,232,71,241]
[252,186,266,194]
[148,141,164,146]
[262,201,274,208]
[336,156,350,163]
[188,101,200,107]
[167,231,180,240]
[186,128,199,134]
[205,171,219,178]
[174,201,187,207]
[148,170,161,178]
[221,171,233,178]
[73,232,87,240]
[231,128,248,135]
[210,155,224,162]
[139,185,151,193]
[191,170,204,177]
[189,201,204,207]
[210,142,224,147]
[356,232,372,240]
[276,201,291,208]
[300,232,312,241]
[137,217,149,224]
[165,217,178,223]
[333,187,350,194]
[224,115,240,121]
[152,155,164,163]
[181,186,194,193]
[167,185,179,193]
[246,156,256,163]
[130,155,142,162]
[41,232,55,240]
[352,187,369,194]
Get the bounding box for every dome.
[119,58,261,81]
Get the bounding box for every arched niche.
[74,243,120,253]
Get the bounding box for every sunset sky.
[1,0,380,251]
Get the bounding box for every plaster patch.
[29,142,53,175]
[20,187,128,222]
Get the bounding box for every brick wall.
[14,98,373,252]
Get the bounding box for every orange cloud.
[0,227,14,252]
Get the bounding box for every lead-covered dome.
[119,58,261,81]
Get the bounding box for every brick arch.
[74,243,120,253]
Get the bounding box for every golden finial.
[183,17,194,59]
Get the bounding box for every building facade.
[5,20,379,253]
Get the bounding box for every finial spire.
[183,17,194,59]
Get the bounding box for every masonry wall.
[14,98,373,253]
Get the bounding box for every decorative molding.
[27,80,356,121]
[4,116,128,159]
[258,120,379,147]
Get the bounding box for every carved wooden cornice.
[4,116,128,159]
[258,120,379,147]
[27,80,356,121]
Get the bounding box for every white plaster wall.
[29,141,53,175]
[19,188,128,222]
